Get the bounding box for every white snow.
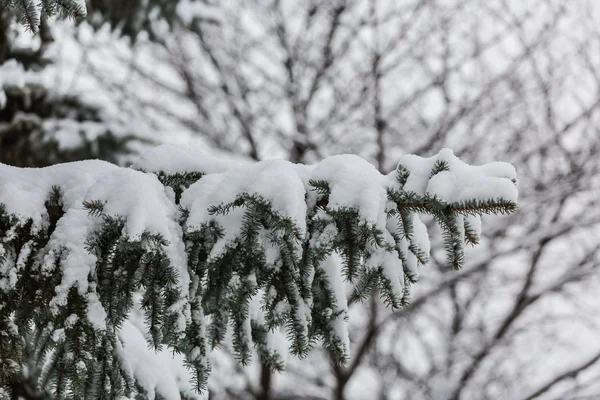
[320,253,350,354]
[132,144,245,174]
[182,159,308,259]
[412,214,431,256]
[118,295,203,400]
[398,148,518,203]
[85,292,107,330]
[310,154,388,227]
[45,206,100,320]
[0,160,117,229]
[83,168,191,330]
[0,59,46,109]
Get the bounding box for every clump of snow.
[0,160,118,229]
[86,169,179,241]
[83,168,190,329]
[320,253,350,354]
[309,154,388,226]
[44,206,100,316]
[118,295,203,400]
[41,119,130,151]
[412,214,431,255]
[132,144,246,174]
[0,161,119,329]
[182,159,308,248]
[0,59,46,109]
[398,148,518,203]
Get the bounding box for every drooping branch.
[0,145,517,398]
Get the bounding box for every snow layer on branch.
[309,155,388,226]
[320,253,350,354]
[398,148,518,203]
[412,215,431,256]
[0,162,117,326]
[182,159,308,238]
[132,144,245,174]
[45,206,105,327]
[0,60,45,109]
[42,119,129,150]
[0,160,117,229]
[0,163,188,328]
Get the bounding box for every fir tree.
[1,0,219,40]
[0,0,220,168]
[0,145,518,399]
[0,0,86,34]
[0,6,145,167]
[84,0,220,43]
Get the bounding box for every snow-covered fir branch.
[0,145,517,399]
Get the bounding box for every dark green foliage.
[0,195,70,398]
[85,0,220,43]
[463,218,480,246]
[430,159,450,178]
[0,190,188,399]
[0,0,86,33]
[202,193,307,361]
[0,2,149,169]
[1,0,219,41]
[0,85,144,167]
[387,189,515,270]
[155,171,204,204]
[43,0,86,19]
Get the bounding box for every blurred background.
[1,0,600,399]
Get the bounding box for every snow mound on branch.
[132,144,246,174]
[0,59,46,109]
[309,154,388,226]
[45,205,105,327]
[182,154,393,236]
[399,148,518,202]
[0,160,117,229]
[182,159,308,259]
[182,159,307,229]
